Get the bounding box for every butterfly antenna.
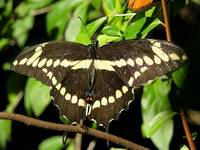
[78,17,92,39]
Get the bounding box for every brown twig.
[31,5,52,16]
[161,0,196,149]
[161,0,171,42]
[0,112,149,150]
[180,109,197,150]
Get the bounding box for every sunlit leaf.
[123,17,146,40]
[91,0,101,10]
[65,2,88,41]
[0,38,10,51]
[0,120,11,149]
[102,25,122,37]
[180,145,189,150]
[38,136,66,150]
[3,0,13,16]
[145,111,176,137]
[25,78,51,117]
[97,34,120,46]
[145,6,156,17]
[141,79,174,150]
[172,64,189,89]
[76,16,107,45]
[105,0,116,11]
[141,18,161,38]
[15,0,54,17]
[12,15,34,46]
[46,0,82,39]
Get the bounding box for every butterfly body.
[11,39,188,129]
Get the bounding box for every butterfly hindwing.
[90,70,134,129]
[50,69,90,124]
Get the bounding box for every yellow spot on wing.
[94,60,115,71]
[71,95,78,104]
[65,93,71,101]
[169,53,180,60]
[135,57,143,66]
[115,90,122,99]
[19,58,28,65]
[13,60,18,66]
[92,100,101,109]
[72,59,92,70]
[152,46,169,62]
[101,97,108,106]
[108,96,115,103]
[143,56,153,65]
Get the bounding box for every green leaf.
[145,111,176,137]
[6,73,25,112]
[102,25,122,37]
[25,78,51,117]
[0,120,11,149]
[46,0,82,39]
[141,18,161,38]
[0,0,5,8]
[0,38,10,51]
[141,79,174,150]
[15,0,54,17]
[105,0,116,11]
[172,64,189,89]
[65,2,88,41]
[191,0,200,4]
[12,15,34,46]
[38,136,65,150]
[3,0,13,16]
[97,34,120,46]
[76,16,107,45]
[123,17,146,40]
[91,0,101,10]
[180,145,189,150]
[145,6,156,17]
[2,62,10,71]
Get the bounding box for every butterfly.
[11,39,188,130]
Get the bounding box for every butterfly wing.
[98,39,188,88]
[11,41,89,123]
[11,41,89,86]
[90,70,134,129]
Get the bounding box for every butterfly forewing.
[11,41,88,87]
[98,39,188,88]
[11,39,188,128]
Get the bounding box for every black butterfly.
[11,39,188,129]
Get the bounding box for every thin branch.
[31,5,52,16]
[180,109,197,150]
[0,112,149,150]
[6,91,23,112]
[161,0,196,149]
[161,0,171,42]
